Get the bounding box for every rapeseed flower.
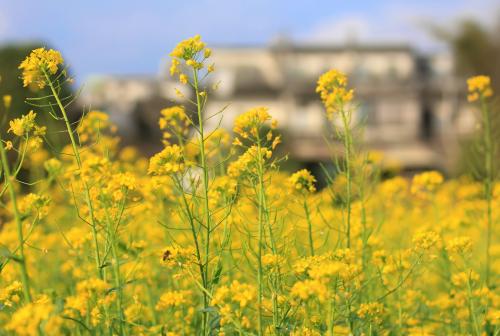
[18,48,63,89]
[467,75,493,102]
[316,69,354,117]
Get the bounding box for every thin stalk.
[192,69,212,335]
[303,199,314,256]
[104,208,126,336]
[255,139,266,336]
[0,140,31,302]
[176,176,207,289]
[327,300,335,336]
[146,283,158,325]
[480,97,493,287]
[340,109,352,248]
[43,69,103,279]
[466,276,481,336]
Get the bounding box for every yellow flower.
[148,144,185,175]
[229,281,256,308]
[5,294,54,336]
[316,69,354,117]
[379,176,408,196]
[170,35,205,60]
[467,75,493,102]
[357,302,386,325]
[44,158,62,175]
[197,128,232,159]
[233,107,272,139]
[170,59,180,76]
[161,245,197,267]
[262,253,285,270]
[288,169,316,193]
[7,110,37,136]
[169,35,208,75]
[3,94,12,108]
[290,279,328,302]
[290,327,321,336]
[446,236,473,256]
[0,281,23,307]
[411,171,443,196]
[179,74,189,84]
[412,231,441,252]
[18,193,50,219]
[5,140,13,150]
[158,106,190,145]
[156,290,191,310]
[212,281,256,308]
[208,175,237,207]
[451,270,480,287]
[76,278,110,294]
[19,48,64,89]
[77,110,116,145]
[227,145,272,179]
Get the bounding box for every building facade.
[81,41,475,172]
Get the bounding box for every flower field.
[0,35,499,335]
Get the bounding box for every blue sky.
[1,0,497,81]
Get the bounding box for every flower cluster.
[290,279,329,302]
[467,75,493,102]
[7,110,37,137]
[0,281,22,308]
[158,105,191,145]
[18,193,50,219]
[169,35,213,83]
[411,170,444,197]
[77,110,117,146]
[156,290,192,309]
[208,175,237,207]
[288,169,317,193]
[148,144,186,175]
[18,48,64,89]
[316,69,354,117]
[233,107,273,139]
[161,246,197,268]
[357,302,386,325]
[227,145,272,179]
[5,295,57,335]
[212,281,256,330]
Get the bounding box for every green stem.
[480,97,493,287]
[44,69,103,280]
[340,109,352,248]
[0,139,31,302]
[104,208,126,336]
[255,139,266,336]
[193,69,212,335]
[303,199,314,256]
[146,283,158,325]
[466,276,481,336]
[176,176,207,289]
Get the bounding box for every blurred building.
[81,40,475,172]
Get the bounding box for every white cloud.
[300,0,499,52]
[304,15,371,44]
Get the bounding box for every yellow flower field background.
[0,35,498,335]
